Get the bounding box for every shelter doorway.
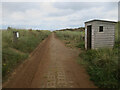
[87,25,92,49]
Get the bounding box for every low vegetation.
[79,48,118,88]
[55,23,119,88]
[55,30,85,49]
[2,28,51,81]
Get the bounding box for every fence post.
[13,31,19,43]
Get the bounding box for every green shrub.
[79,48,118,88]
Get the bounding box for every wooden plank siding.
[85,20,116,49]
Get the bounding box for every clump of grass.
[76,41,85,49]
[79,48,118,88]
[55,31,85,48]
[2,29,51,53]
[2,48,28,77]
[2,29,51,81]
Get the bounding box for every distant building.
[85,19,117,50]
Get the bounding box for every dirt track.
[3,33,96,88]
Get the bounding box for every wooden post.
[13,31,19,43]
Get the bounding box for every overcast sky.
[1,2,118,30]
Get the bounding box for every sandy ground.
[3,33,96,88]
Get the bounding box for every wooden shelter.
[85,19,117,49]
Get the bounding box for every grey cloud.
[53,2,117,11]
[2,2,41,12]
[2,2,118,30]
[46,9,74,17]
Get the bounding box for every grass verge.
[79,48,118,88]
[55,31,85,49]
[2,29,51,81]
